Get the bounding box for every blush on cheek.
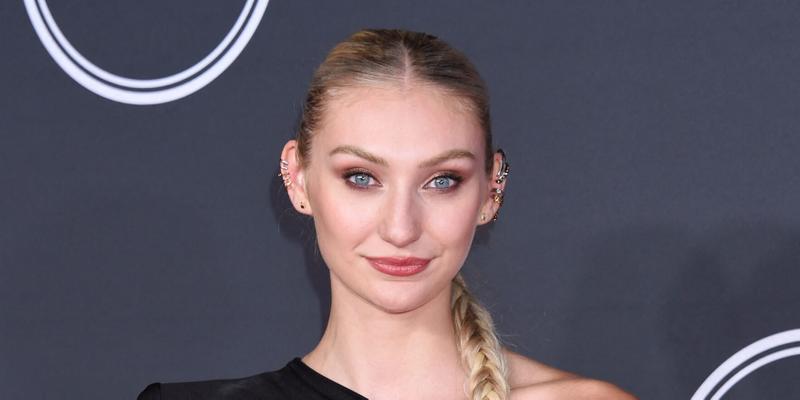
[314,193,375,253]
[426,199,479,247]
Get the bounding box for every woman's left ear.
[279,140,313,215]
[477,149,509,225]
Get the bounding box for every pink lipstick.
[366,256,431,277]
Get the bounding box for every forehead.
[314,84,484,162]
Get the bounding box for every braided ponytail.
[452,273,510,400]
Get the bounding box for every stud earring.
[300,201,305,209]
[279,159,292,187]
[480,213,486,222]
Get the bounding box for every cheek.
[309,176,375,251]
[424,192,481,252]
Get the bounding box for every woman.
[139,29,635,400]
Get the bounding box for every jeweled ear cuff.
[490,149,510,222]
[280,159,305,210]
[278,159,292,187]
[495,148,509,185]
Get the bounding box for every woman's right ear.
[279,140,313,215]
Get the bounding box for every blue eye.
[345,171,375,188]
[427,174,462,190]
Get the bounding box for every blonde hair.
[452,274,510,400]
[297,28,509,400]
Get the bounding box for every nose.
[377,188,423,248]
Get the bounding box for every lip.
[365,256,431,277]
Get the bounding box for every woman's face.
[283,84,501,314]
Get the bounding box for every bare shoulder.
[504,348,637,400]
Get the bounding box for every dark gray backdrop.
[2,1,799,399]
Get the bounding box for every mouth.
[365,256,431,277]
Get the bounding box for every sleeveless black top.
[137,358,368,400]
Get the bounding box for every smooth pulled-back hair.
[297,28,509,400]
[297,29,494,175]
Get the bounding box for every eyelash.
[341,168,463,192]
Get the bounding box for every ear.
[477,150,508,226]
[280,140,313,215]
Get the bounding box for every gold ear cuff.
[278,159,292,187]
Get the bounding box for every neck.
[302,273,466,400]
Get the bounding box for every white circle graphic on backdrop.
[692,329,800,400]
[24,0,269,105]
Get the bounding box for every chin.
[366,281,444,314]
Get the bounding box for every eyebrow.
[329,145,475,168]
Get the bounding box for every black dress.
[137,358,368,400]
